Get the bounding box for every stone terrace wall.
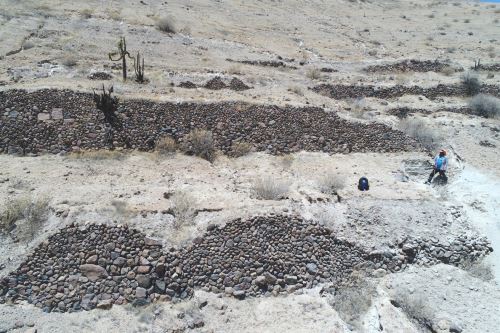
[0,89,420,155]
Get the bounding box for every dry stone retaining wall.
[0,89,419,156]
[312,83,500,100]
[0,215,492,313]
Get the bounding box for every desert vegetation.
[0,195,50,241]
[253,177,289,200]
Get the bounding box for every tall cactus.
[134,51,145,83]
[108,37,134,81]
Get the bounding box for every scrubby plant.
[171,191,196,228]
[61,56,78,67]
[156,136,177,155]
[93,85,118,124]
[109,37,134,81]
[459,259,494,281]
[288,85,304,96]
[156,16,176,33]
[317,172,346,195]
[230,142,253,157]
[461,71,481,96]
[330,271,375,328]
[181,129,216,162]
[398,118,441,151]
[0,195,50,241]
[469,94,500,119]
[306,68,321,80]
[253,177,289,200]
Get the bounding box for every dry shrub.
[1,195,50,241]
[280,154,295,169]
[459,259,494,281]
[69,150,124,160]
[440,66,456,76]
[156,136,177,155]
[171,191,196,228]
[317,172,346,194]
[253,177,289,200]
[230,142,253,157]
[461,72,481,96]
[227,64,242,75]
[181,129,216,162]
[393,292,433,326]
[81,8,93,18]
[398,118,441,151]
[330,271,375,328]
[350,97,368,119]
[156,16,176,33]
[306,68,321,80]
[469,94,500,119]
[288,85,304,96]
[61,56,78,67]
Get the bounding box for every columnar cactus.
[108,37,134,81]
[134,52,145,83]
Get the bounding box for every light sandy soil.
[1,0,500,332]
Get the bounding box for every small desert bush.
[69,150,124,160]
[459,259,494,281]
[156,136,177,155]
[81,8,93,18]
[181,129,216,162]
[330,272,375,328]
[171,191,195,228]
[156,16,176,33]
[22,40,35,50]
[227,64,242,75]
[306,68,321,80]
[61,56,78,67]
[441,66,456,76]
[253,177,289,200]
[280,154,295,169]
[393,292,433,325]
[461,72,481,96]
[0,196,50,240]
[398,118,441,151]
[288,85,304,96]
[317,172,346,194]
[469,94,500,119]
[230,142,253,157]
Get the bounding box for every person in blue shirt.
[426,149,448,184]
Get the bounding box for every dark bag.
[358,177,369,191]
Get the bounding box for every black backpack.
[358,177,369,191]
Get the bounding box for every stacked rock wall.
[0,89,419,155]
[0,215,492,312]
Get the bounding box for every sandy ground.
[1,0,500,332]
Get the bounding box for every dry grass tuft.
[1,196,50,241]
[469,94,500,119]
[230,142,253,157]
[171,191,196,228]
[461,71,481,96]
[156,16,176,33]
[68,150,124,160]
[330,271,375,328]
[459,259,494,281]
[181,129,216,162]
[306,68,322,80]
[398,118,441,151]
[317,172,346,194]
[253,177,289,200]
[156,136,177,155]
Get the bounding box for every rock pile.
[312,83,500,100]
[0,89,419,155]
[0,215,492,312]
[203,77,227,90]
[364,60,461,73]
[177,77,251,91]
